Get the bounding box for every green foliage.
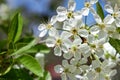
[0,12,50,79]
[23,44,50,54]
[0,53,13,76]
[1,68,33,80]
[96,2,104,20]
[11,39,37,56]
[17,54,43,77]
[109,37,120,53]
[8,13,23,44]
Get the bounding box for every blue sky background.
[7,0,107,24]
[6,0,107,36]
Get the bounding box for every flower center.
[105,75,110,80]
[64,68,69,73]
[56,38,62,46]
[95,67,101,73]
[112,13,118,18]
[71,46,78,52]
[71,28,78,35]
[90,44,96,49]
[98,23,105,29]
[67,11,74,19]
[46,24,52,29]
[85,2,91,8]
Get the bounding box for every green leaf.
[17,54,43,77]
[14,14,23,43]
[109,37,120,53]
[8,13,23,44]
[96,2,104,20]
[11,39,38,56]
[25,44,50,54]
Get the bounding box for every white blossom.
[81,0,98,16]
[105,4,120,27]
[56,0,82,22]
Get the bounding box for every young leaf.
[8,13,23,44]
[11,39,38,56]
[14,14,23,43]
[17,54,43,77]
[109,37,120,53]
[96,2,104,20]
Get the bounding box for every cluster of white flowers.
[38,0,120,80]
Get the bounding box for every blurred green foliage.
[0,12,51,80]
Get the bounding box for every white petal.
[96,48,104,57]
[39,29,47,37]
[95,73,104,80]
[67,73,77,80]
[63,39,72,48]
[70,58,78,65]
[63,53,73,59]
[54,65,64,73]
[73,38,82,45]
[74,69,82,75]
[105,4,113,14]
[104,15,115,24]
[57,6,67,15]
[56,14,67,22]
[90,7,97,15]
[115,18,120,27]
[78,29,89,37]
[110,70,117,76]
[61,31,72,39]
[61,44,69,53]
[80,65,89,70]
[90,0,98,4]
[80,58,88,64]
[74,11,82,20]
[50,15,57,25]
[80,43,90,54]
[63,21,72,31]
[46,37,55,47]
[68,0,76,11]
[90,25,100,35]
[92,60,100,68]
[74,51,81,60]
[81,7,89,16]
[61,73,67,80]
[54,46,62,56]
[62,60,69,68]
[87,34,95,43]
[87,71,94,80]
[68,65,76,73]
[94,14,102,24]
[114,4,119,12]
[38,24,46,31]
[49,27,57,37]
[97,31,108,44]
